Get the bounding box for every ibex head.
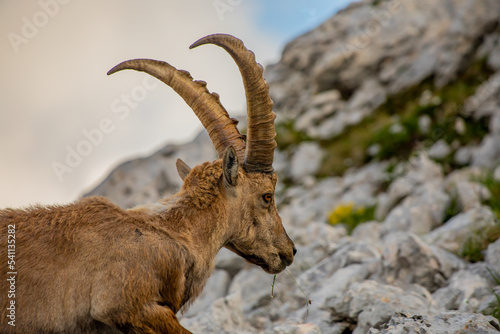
[108,34,295,274]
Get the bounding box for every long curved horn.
[108,59,246,161]
[190,34,276,174]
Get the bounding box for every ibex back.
[0,34,295,334]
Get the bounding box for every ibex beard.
[0,34,295,334]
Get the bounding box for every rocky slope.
[86,0,500,332]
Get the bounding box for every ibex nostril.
[293,247,297,256]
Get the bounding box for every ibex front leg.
[102,303,192,334]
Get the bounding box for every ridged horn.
[107,59,246,162]
[190,34,276,174]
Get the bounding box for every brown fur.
[0,159,295,333]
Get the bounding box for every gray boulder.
[376,154,445,221]
[180,291,255,334]
[269,322,322,334]
[380,186,449,235]
[485,238,500,277]
[183,270,231,318]
[325,280,437,334]
[425,206,497,254]
[432,269,492,312]
[375,232,449,292]
[290,142,325,181]
[215,248,247,277]
[368,311,500,334]
[268,0,500,141]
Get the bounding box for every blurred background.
[0,0,357,208]
[3,1,499,332]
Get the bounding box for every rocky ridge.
[86,0,500,332]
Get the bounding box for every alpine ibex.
[0,34,296,334]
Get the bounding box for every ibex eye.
[263,193,273,203]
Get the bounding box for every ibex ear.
[176,159,191,181]
[223,146,239,187]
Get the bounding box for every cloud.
[0,0,351,208]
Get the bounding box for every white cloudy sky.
[0,0,355,208]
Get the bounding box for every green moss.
[478,172,500,220]
[369,116,420,161]
[461,224,500,263]
[492,293,500,323]
[275,119,312,151]
[313,57,493,177]
[274,58,493,180]
[316,112,393,177]
[369,58,492,163]
[461,224,500,262]
[460,227,500,262]
[377,160,400,192]
[459,172,500,262]
[461,237,482,262]
[484,268,500,323]
[444,193,461,223]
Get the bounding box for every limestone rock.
[375,232,450,292]
[215,248,247,277]
[380,186,449,235]
[290,142,325,181]
[368,311,500,334]
[325,280,438,334]
[270,323,322,334]
[485,238,500,276]
[428,139,451,160]
[376,154,444,221]
[181,292,255,333]
[183,270,231,318]
[432,270,492,312]
[268,0,500,134]
[425,206,497,254]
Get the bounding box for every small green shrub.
[328,202,376,234]
[460,172,500,262]
[484,268,500,323]
[444,193,461,223]
[479,172,500,220]
[460,224,500,262]
[317,112,393,177]
[275,119,311,150]
[315,58,493,178]
[368,58,492,165]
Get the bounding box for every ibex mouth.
[227,245,265,266]
[225,244,286,273]
[241,253,268,267]
[279,252,293,267]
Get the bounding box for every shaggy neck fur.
[129,160,231,311]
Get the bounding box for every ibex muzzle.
[0,34,295,333]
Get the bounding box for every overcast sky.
[0,0,355,208]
